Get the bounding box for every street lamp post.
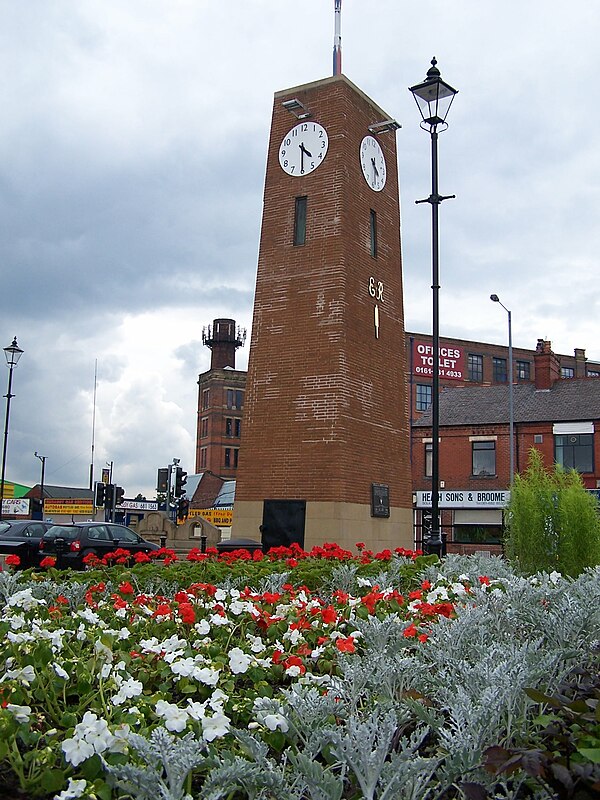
[410,58,458,557]
[34,452,47,520]
[0,337,24,521]
[490,294,515,484]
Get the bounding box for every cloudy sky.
[2,0,599,498]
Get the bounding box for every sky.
[2,0,599,498]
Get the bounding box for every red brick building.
[196,319,246,480]
[412,340,600,554]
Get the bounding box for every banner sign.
[118,500,158,511]
[415,490,510,509]
[1,498,29,516]
[44,499,94,516]
[189,508,233,526]
[412,340,465,381]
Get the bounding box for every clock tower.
[232,73,413,551]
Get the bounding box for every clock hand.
[371,157,379,179]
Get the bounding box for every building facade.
[412,340,600,554]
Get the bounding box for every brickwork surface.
[233,76,412,544]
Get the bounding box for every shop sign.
[189,508,233,527]
[1,498,29,516]
[118,500,158,511]
[44,499,94,515]
[412,340,465,381]
[416,490,510,508]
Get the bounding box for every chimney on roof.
[574,347,587,378]
[534,339,560,389]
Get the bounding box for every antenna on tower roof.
[333,0,342,76]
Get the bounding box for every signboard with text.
[1,498,29,516]
[189,508,233,527]
[412,340,465,381]
[44,499,94,516]
[416,490,510,508]
[118,500,159,512]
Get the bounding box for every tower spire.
[333,0,342,75]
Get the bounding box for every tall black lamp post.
[490,294,515,484]
[409,58,458,556]
[0,337,24,521]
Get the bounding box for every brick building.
[412,339,600,554]
[196,319,246,479]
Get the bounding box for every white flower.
[77,608,101,625]
[285,663,303,677]
[549,570,562,585]
[214,588,227,602]
[228,647,252,674]
[53,662,70,680]
[246,634,266,654]
[201,711,231,741]
[194,666,220,686]
[210,613,231,627]
[8,589,46,611]
[357,577,373,587]
[3,664,36,686]
[6,703,32,723]
[283,628,303,645]
[111,678,143,706]
[155,700,189,732]
[61,736,95,766]
[54,777,88,800]
[194,619,211,636]
[228,599,246,615]
[263,713,289,732]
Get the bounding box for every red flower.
[283,655,306,674]
[178,603,196,624]
[335,636,356,653]
[320,605,338,624]
[355,542,366,551]
[5,554,20,567]
[421,580,432,590]
[133,552,151,564]
[403,623,418,638]
[40,556,56,568]
[478,575,491,585]
[119,581,134,595]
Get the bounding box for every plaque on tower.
[371,483,390,518]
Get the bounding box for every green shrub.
[505,448,600,576]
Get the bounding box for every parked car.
[39,522,160,569]
[0,520,55,568]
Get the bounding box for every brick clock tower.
[232,73,413,551]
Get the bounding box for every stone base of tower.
[231,500,414,553]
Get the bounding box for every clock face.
[279,122,329,176]
[360,135,387,191]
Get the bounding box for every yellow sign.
[189,508,233,527]
[0,483,15,499]
[44,499,94,516]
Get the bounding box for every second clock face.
[279,122,329,176]
[360,135,387,191]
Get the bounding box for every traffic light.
[177,498,189,521]
[157,468,169,493]
[95,481,106,507]
[174,467,187,497]
[104,483,115,509]
[114,486,125,506]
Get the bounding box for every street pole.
[0,338,24,522]
[491,295,515,483]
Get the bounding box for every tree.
[505,448,600,576]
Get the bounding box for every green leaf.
[525,688,561,707]
[577,747,600,764]
[40,768,66,792]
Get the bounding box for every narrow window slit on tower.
[370,209,378,257]
[294,196,307,246]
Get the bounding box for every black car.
[0,520,55,568]
[39,522,160,569]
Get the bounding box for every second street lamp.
[409,58,458,556]
[490,294,515,484]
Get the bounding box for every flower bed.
[0,545,598,799]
